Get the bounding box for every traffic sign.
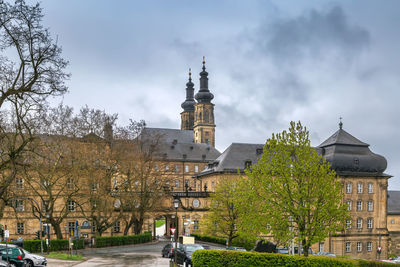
[170,228,176,235]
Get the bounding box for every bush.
[22,239,84,253]
[192,250,394,267]
[94,232,152,248]
[191,233,255,251]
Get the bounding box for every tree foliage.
[202,176,241,247]
[238,121,349,256]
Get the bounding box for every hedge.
[191,233,255,251]
[19,239,84,253]
[192,250,394,267]
[94,232,152,248]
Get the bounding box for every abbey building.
[0,58,397,261]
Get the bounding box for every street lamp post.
[173,198,179,266]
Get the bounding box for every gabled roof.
[388,191,400,215]
[141,128,194,144]
[141,127,220,162]
[318,128,368,148]
[197,143,264,176]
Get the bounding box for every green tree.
[238,121,349,256]
[202,176,241,247]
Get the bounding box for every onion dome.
[318,121,387,175]
[181,68,196,112]
[195,56,214,103]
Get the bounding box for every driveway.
[47,239,224,266]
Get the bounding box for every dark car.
[174,244,204,267]
[0,246,25,267]
[162,243,181,258]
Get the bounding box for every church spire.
[195,56,214,103]
[181,68,195,112]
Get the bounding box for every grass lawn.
[46,252,84,261]
[155,220,166,228]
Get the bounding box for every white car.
[20,249,47,267]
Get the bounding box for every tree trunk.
[303,240,309,257]
[134,218,144,234]
[123,217,134,236]
[53,223,63,239]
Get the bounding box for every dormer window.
[245,160,252,169]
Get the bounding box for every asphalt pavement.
[46,238,225,267]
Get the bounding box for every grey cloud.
[256,6,370,65]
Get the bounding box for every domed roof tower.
[318,121,388,176]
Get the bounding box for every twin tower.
[180,58,215,147]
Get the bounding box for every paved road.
[47,239,224,267]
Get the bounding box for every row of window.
[157,164,201,173]
[346,183,373,194]
[346,218,374,230]
[346,200,374,211]
[345,241,374,253]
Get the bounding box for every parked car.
[381,256,400,264]
[0,259,8,267]
[174,244,204,267]
[315,251,336,257]
[0,246,25,267]
[161,243,181,258]
[21,249,47,267]
[226,247,247,251]
[275,247,289,254]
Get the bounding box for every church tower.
[193,57,215,147]
[180,69,196,130]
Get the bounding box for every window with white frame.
[346,183,352,194]
[185,165,189,173]
[68,221,75,233]
[346,242,351,252]
[367,218,373,229]
[16,177,23,189]
[391,219,395,224]
[175,165,179,173]
[357,200,362,211]
[211,181,215,192]
[357,183,363,194]
[346,220,352,229]
[67,178,75,190]
[165,164,169,171]
[368,183,373,194]
[368,200,373,211]
[15,199,24,212]
[91,183,98,192]
[367,242,372,252]
[194,220,199,230]
[357,242,362,252]
[175,180,179,189]
[319,242,324,252]
[194,165,198,173]
[67,200,76,211]
[17,222,24,234]
[114,221,120,233]
[347,200,352,211]
[357,218,363,229]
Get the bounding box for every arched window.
[204,110,209,122]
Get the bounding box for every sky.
[28,0,400,189]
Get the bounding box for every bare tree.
[0,0,69,201]
[113,121,169,235]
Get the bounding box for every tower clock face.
[193,199,200,208]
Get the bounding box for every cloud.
[256,6,370,66]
